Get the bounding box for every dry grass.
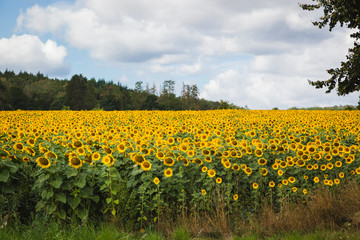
[255,180,360,236]
[154,180,360,239]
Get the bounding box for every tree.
[65,74,89,110]
[300,1,360,95]
[181,83,199,110]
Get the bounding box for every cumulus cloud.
[14,0,359,108]
[0,34,69,75]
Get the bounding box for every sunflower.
[313,176,320,183]
[179,144,188,152]
[288,176,296,183]
[27,138,36,146]
[204,156,212,163]
[282,179,288,185]
[167,137,175,145]
[22,156,30,163]
[216,177,222,184]
[164,168,173,177]
[233,194,238,200]
[153,177,160,185]
[269,181,275,188]
[36,157,51,168]
[14,142,24,151]
[69,157,83,168]
[259,168,268,176]
[223,160,231,169]
[25,146,36,156]
[339,172,345,178]
[73,140,83,148]
[134,155,145,165]
[164,157,175,167]
[244,167,252,175]
[92,152,101,161]
[192,158,203,166]
[141,160,152,171]
[335,161,342,168]
[102,155,115,167]
[45,151,57,159]
[201,149,210,156]
[327,162,334,170]
[201,166,208,173]
[232,164,240,171]
[324,154,332,161]
[207,169,216,178]
[252,183,259,189]
[303,189,308,195]
[187,150,195,158]
[296,159,305,167]
[201,189,207,195]
[156,151,165,159]
[117,143,126,153]
[277,170,284,176]
[254,149,263,157]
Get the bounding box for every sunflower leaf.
[58,209,66,220]
[0,169,10,182]
[47,204,56,215]
[66,168,78,178]
[56,192,67,203]
[35,200,46,212]
[74,177,86,188]
[41,189,54,200]
[67,196,81,210]
[77,208,88,219]
[50,176,63,188]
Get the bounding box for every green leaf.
[66,168,78,178]
[41,189,54,200]
[2,184,15,194]
[106,197,112,204]
[100,184,107,191]
[35,200,46,212]
[38,173,50,184]
[111,209,116,216]
[56,192,66,203]
[91,195,99,203]
[47,204,56,215]
[77,208,88,219]
[74,177,86,188]
[114,199,119,205]
[58,209,66,220]
[50,176,63,188]
[67,196,81,210]
[0,169,10,182]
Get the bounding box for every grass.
[3,180,360,239]
[2,222,360,240]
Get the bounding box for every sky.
[0,0,359,109]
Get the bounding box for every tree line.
[0,70,241,111]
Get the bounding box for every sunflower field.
[1,110,360,229]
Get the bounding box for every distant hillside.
[0,70,241,111]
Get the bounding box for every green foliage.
[300,0,360,96]
[0,70,240,111]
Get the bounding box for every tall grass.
[2,180,360,239]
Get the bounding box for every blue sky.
[0,0,358,109]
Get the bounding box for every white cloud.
[13,0,359,108]
[0,34,69,75]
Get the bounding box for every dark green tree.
[301,0,360,96]
[65,74,89,110]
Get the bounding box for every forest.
[0,70,240,111]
